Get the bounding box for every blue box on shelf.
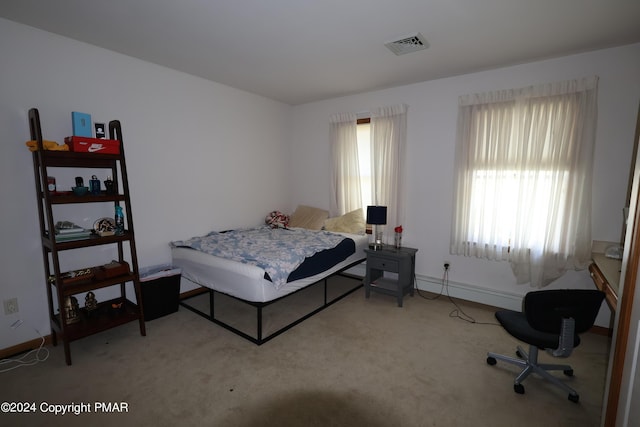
[72,111,92,137]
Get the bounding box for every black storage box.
[139,265,181,321]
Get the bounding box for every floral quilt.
[170,226,346,289]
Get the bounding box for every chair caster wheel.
[487,357,497,365]
[564,369,574,377]
[516,350,523,358]
[568,394,579,403]
[514,383,525,394]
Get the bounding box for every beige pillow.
[323,208,365,235]
[288,205,329,230]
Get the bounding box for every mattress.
[171,231,368,303]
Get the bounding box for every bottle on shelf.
[115,206,124,235]
[47,176,56,192]
[104,176,115,195]
[89,175,101,195]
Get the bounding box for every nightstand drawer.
[368,256,399,273]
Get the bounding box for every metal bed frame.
[178,259,364,345]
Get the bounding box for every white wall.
[290,43,640,325]
[0,19,292,349]
[2,16,639,351]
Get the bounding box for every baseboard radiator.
[415,274,524,311]
[347,263,522,312]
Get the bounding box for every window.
[356,119,372,211]
[462,96,572,255]
[330,105,407,233]
[451,77,598,287]
[467,168,569,255]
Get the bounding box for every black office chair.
[486,289,604,403]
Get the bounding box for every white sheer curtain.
[371,104,408,235]
[329,113,361,216]
[329,105,408,239]
[450,76,599,287]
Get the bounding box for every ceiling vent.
[385,32,429,56]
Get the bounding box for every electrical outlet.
[3,298,18,315]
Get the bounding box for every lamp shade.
[366,206,387,225]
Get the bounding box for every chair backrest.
[524,289,605,335]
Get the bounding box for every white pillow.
[288,205,329,230]
[323,208,365,235]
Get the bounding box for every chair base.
[487,345,580,403]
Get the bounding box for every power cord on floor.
[415,267,500,326]
[414,271,444,300]
[0,322,49,373]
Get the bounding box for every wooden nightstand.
[364,246,418,307]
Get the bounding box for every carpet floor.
[0,276,610,426]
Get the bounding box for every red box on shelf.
[64,136,120,154]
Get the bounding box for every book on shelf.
[54,221,85,234]
[56,226,86,234]
[54,230,92,242]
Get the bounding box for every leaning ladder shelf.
[29,108,146,365]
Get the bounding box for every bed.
[170,219,368,345]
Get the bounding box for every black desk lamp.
[367,206,387,250]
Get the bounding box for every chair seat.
[495,310,580,350]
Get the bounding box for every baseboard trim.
[180,287,209,300]
[0,335,53,360]
[590,325,612,336]
[1,276,611,356]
